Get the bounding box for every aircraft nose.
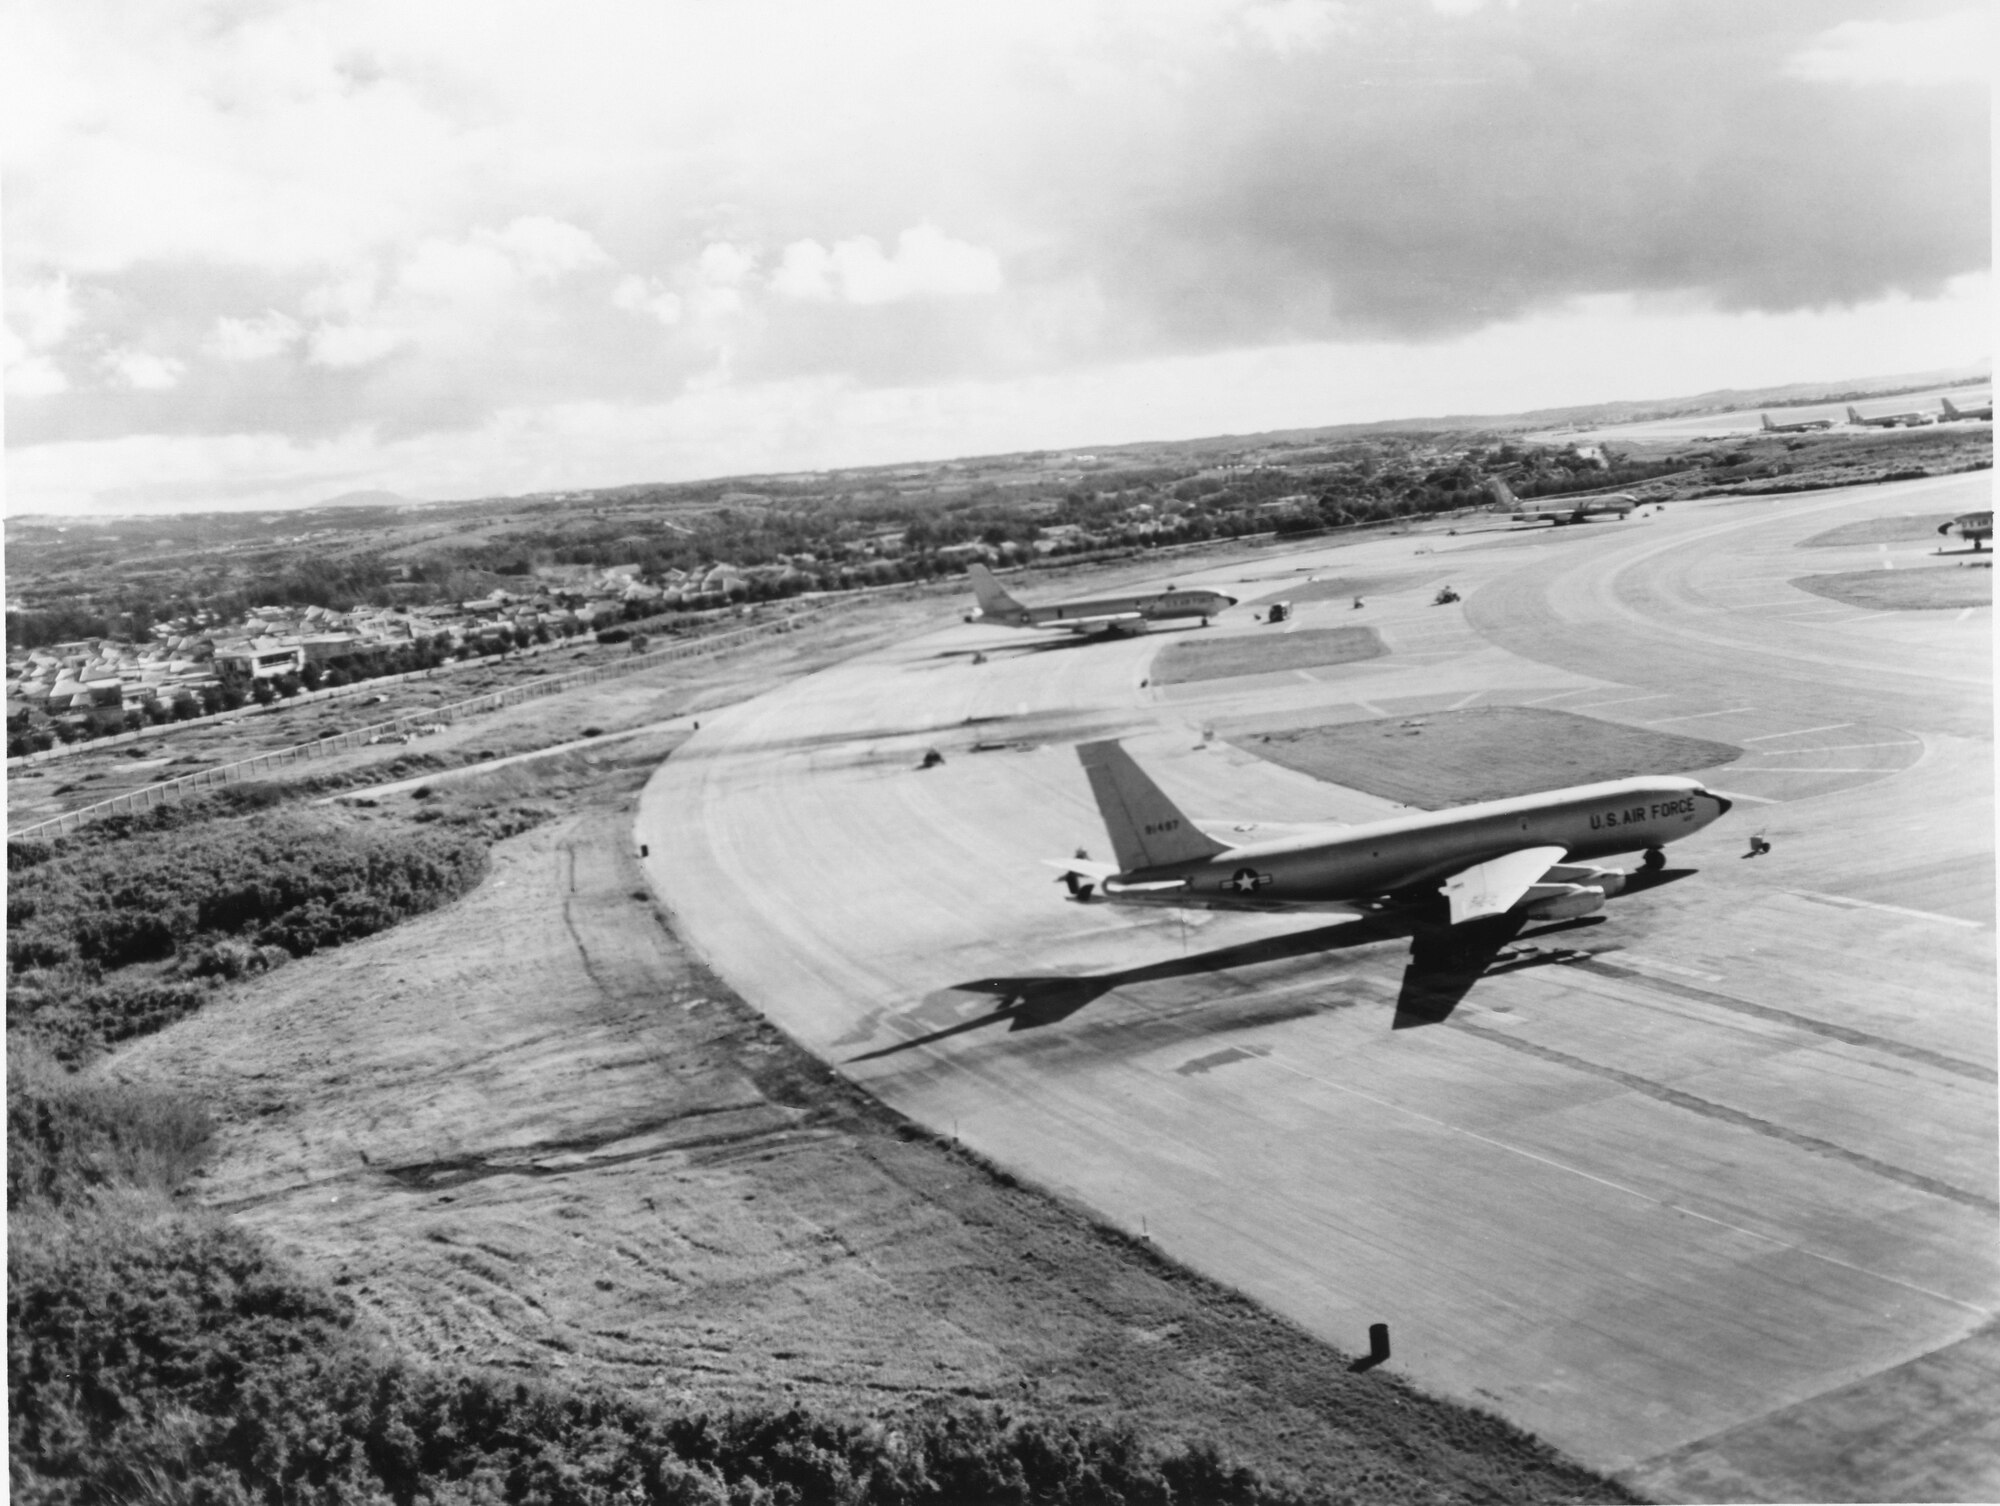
[1706,791,1733,816]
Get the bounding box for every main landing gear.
[1640,847,1665,872]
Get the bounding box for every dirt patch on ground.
[1797,515,1961,548]
[1793,567,1993,611]
[1151,627,1386,685]
[1234,705,1742,807]
[108,791,1633,1501]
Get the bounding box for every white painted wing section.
[1439,845,1568,925]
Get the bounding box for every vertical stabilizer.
[1482,476,1517,509]
[967,564,1029,623]
[1847,406,1864,424]
[1943,397,1961,417]
[1760,413,1775,430]
[1077,741,1230,873]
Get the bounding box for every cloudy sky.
[3,0,1989,515]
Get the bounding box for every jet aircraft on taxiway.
[966,563,1236,634]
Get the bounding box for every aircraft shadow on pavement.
[932,622,1212,663]
[849,898,1653,1061]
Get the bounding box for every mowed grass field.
[1235,705,1743,807]
[1151,626,1385,684]
[1798,514,1962,548]
[1794,566,1993,611]
[1271,572,1438,604]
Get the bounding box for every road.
[640,474,1995,1501]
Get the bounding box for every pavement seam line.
[1253,1052,1988,1317]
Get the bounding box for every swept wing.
[1437,846,1568,924]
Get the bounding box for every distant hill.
[317,489,424,510]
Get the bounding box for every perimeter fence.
[9,609,820,842]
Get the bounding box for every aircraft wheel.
[1641,847,1665,871]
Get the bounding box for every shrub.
[8,1208,1314,1506]
[7,811,488,1055]
[7,1039,213,1210]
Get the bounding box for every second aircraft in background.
[966,564,1236,634]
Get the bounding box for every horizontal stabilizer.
[1439,845,1567,925]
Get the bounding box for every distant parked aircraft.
[1050,740,1728,926]
[965,564,1236,634]
[1940,396,1993,422]
[1760,412,1834,433]
[1484,476,1636,525]
[1938,511,1992,551]
[1846,405,1933,429]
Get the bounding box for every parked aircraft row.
[1760,396,1991,431]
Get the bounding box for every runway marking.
[1704,787,1778,804]
[1576,960,1996,1082]
[1255,1051,1988,1316]
[1517,687,1601,705]
[1742,723,1852,742]
[1957,607,1976,622]
[1792,891,1987,930]
[1453,1021,1999,1212]
[1570,693,1674,711]
[1352,701,1388,716]
[1728,765,1890,774]
[1447,691,1485,709]
[1642,707,1755,724]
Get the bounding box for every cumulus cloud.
[1786,10,1992,84]
[3,275,83,395]
[1235,0,1353,55]
[774,226,1003,304]
[4,0,1989,511]
[482,215,611,278]
[5,350,70,397]
[208,310,304,361]
[308,322,408,369]
[613,275,684,325]
[7,275,82,351]
[103,348,187,389]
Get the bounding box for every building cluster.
[4,565,664,735]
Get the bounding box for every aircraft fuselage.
[989,589,1237,631]
[1108,775,1730,903]
[1512,497,1635,525]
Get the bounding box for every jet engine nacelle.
[1518,883,1607,921]
[1544,862,1626,899]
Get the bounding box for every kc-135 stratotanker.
[966,563,1236,633]
[1051,740,1731,926]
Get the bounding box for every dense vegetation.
[8,1038,1309,1505]
[7,803,488,1061]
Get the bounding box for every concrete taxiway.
[640,474,1995,1501]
